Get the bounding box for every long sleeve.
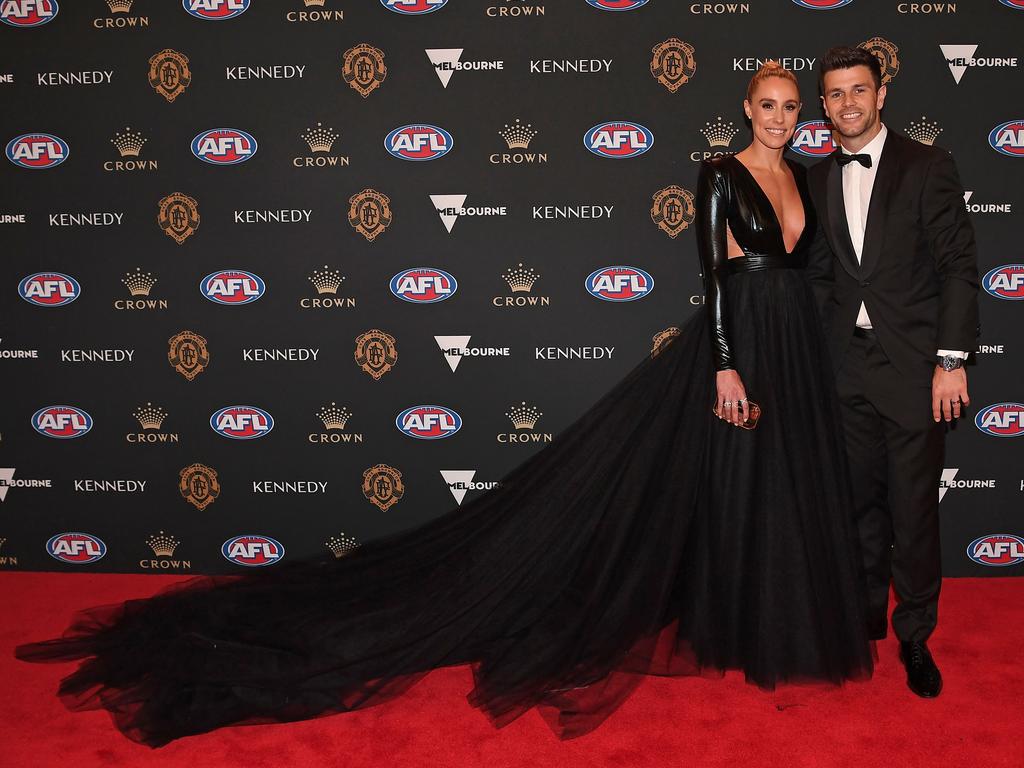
[803,169,836,331]
[695,160,735,371]
[920,151,981,354]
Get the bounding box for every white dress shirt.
[840,123,966,359]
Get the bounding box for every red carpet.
[1,572,1019,768]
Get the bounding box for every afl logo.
[988,120,1024,157]
[19,272,80,307]
[791,0,854,8]
[380,0,448,14]
[200,270,265,304]
[967,534,1024,567]
[585,0,651,10]
[584,121,654,159]
[975,403,1024,437]
[998,0,1024,9]
[183,0,250,21]
[396,405,462,439]
[210,406,274,439]
[6,133,69,169]
[586,266,654,301]
[384,124,453,161]
[222,535,284,566]
[390,267,457,303]
[983,264,1024,300]
[790,121,838,157]
[0,0,58,27]
[191,128,257,165]
[46,533,106,564]
[32,405,93,439]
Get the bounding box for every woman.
[14,63,873,747]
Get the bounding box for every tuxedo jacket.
[805,128,980,386]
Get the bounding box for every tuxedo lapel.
[824,155,860,279]
[859,133,902,280]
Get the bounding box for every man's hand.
[932,367,969,422]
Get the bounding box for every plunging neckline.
[729,154,808,257]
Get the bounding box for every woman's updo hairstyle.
[745,60,799,102]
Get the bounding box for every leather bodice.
[694,154,816,370]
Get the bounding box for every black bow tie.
[835,152,872,169]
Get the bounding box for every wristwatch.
[937,353,964,372]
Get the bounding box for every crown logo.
[700,116,739,148]
[146,531,179,557]
[301,122,340,153]
[309,265,344,294]
[325,532,359,558]
[317,402,351,430]
[304,0,326,6]
[906,116,943,146]
[134,402,167,430]
[106,0,133,12]
[498,118,538,149]
[502,262,540,293]
[122,267,156,296]
[506,401,542,430]
[110,126,146,157]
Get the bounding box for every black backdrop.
[1,0,1021,576]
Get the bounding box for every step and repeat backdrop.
[0,0,1021,576]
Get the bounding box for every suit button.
[860,280,870,287]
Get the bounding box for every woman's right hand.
[715,369,748,426]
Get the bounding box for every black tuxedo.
[806,129,980,384]
[805,128,980,642]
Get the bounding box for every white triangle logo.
[430,194,467,233]
[435,335,471,372]
[939,467,959,503]
[441,469,477,505]
[939,44,978,84]
[426,48,463,88]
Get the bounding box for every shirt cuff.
[937,350,969,359]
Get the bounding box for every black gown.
[14,154,874,748]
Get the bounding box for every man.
[805,46,980,698]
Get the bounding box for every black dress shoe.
[898,640,943,698]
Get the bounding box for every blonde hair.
[745,60,799,102]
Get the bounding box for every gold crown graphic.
[134,402,167,430]
[501,262,540,293]
[317,402,351,430]
[506,401,542,430]
[107,0,133,12]
[309,265,344,294]
[304,0,326,5]
[325,532,358,558]
[302,122,340,153]
[123,267,157,296]
[906,116,943,146]
[700,116,739,148]
[498,118,538,149]
[146,531,179,557]
[111,126,146,157]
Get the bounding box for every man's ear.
[876,84,887,110]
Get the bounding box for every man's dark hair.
[820,46,883,92]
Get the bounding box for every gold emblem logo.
[858,37,900,85]
[651,38,696,92]
[157,192,200,244]
[651,327,681,358]
[342,43,386,97]
[651,185,696,238]
[354,328,397,380]
[179,464,220,510]
[148,48,191,102]
[168,330,209,380]
[362,464,404,512]
[325,532,359,558]
[347,188,392,242]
